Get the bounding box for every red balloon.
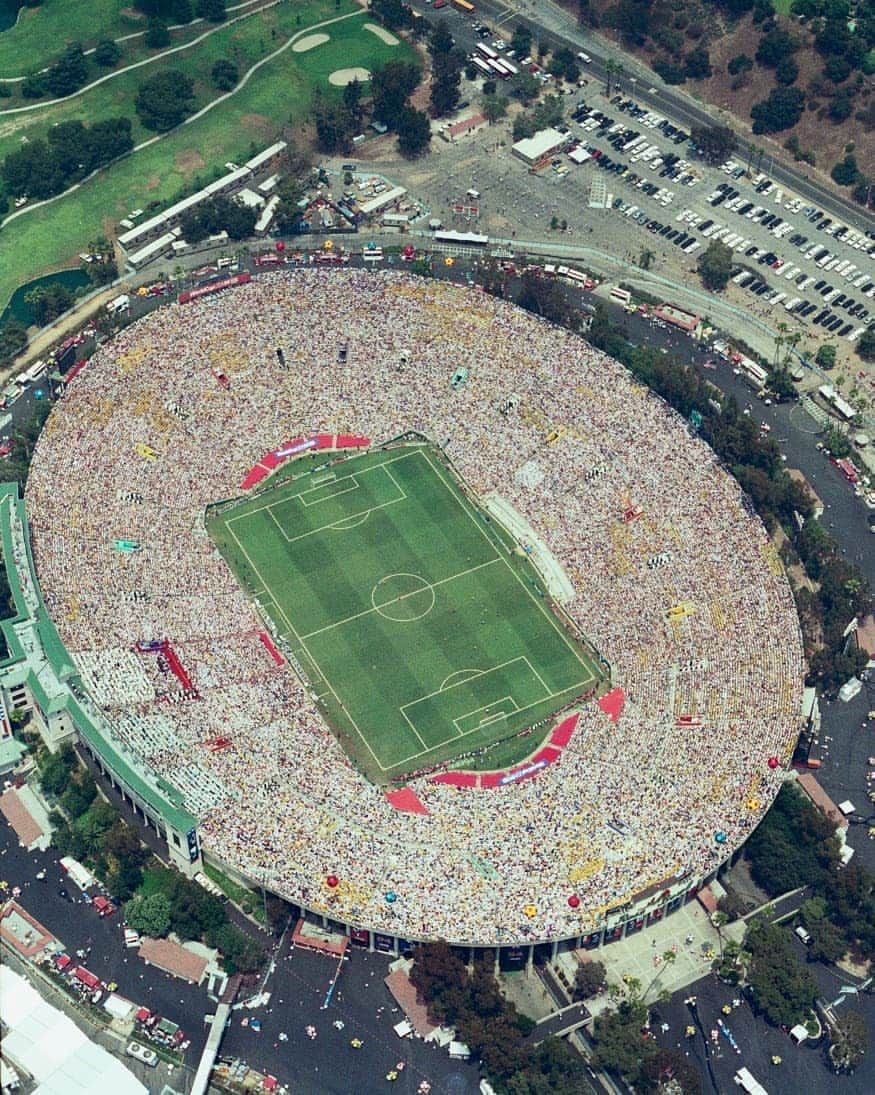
[276,240,286,253]
[403,245,415,257]
[568,895,580,909]
[326,874,339,888]
[767,756,779,769]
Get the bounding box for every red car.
[0,441,13,458]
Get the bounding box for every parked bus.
[609,286,632,304]
[472,57,493,77]
[23,361,47,386]
[453,0,475,12]
[488,58,511,78]
[476,43,498,62]
[433,230,489,248]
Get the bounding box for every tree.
[94,40,121,67]
[482,94,508,124]
[396,106,431,158]
[591,997,653,1081]
[831,155,860,186]
[684,47,711,79]
[829,1010,869,1073]
[311,94,355,153]
[45,43,88,97]
[510,24,533,58]
[828,91,853,122]
[816,344,837,369]
[756,29,798,68]
[751,87,804,133]
[697,240,733,290]
[370,60,420,127]
[196,0,226,21]
[124,893,172,937]
[775,56,799,85]
[573,959,606,999]
[856,328,875,362]
[824,53,852,84]
[727,54,753,76]
[146,19,171,48]
[690,123,737,164]
[639,248,655,270]
[800,896,847,963]
[745,920,818,1027]
[0,319,28,365]
[511,71,540,104]
[342,77,363,119]
[211,58,238,91]
[24,284,74,327]
[135,70,196,131]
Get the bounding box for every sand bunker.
[329,67,371,86]
[292,33,329,53]
[363,22,399,45]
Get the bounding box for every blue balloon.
[385,891,397,903]
[715,831,727,844]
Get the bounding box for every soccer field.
[208,445,602,782]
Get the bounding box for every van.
[124,929,141,949]
[794,925,812,945]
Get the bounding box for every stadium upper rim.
[23,269,804,947]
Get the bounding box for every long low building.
[512,127,572,166]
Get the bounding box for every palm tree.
[639,248,655,271]
[604,59,625,97]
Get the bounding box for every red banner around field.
[240,434,370,490]
[258,631,284,665]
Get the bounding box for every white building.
[511,128,571,166]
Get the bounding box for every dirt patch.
[240,113,273,138]
[329,67,370,87]
[292,33,329,53]
[363,22,399,46]
[175,149,205,175]
[143,174,161,192]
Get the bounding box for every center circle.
[371,572,435,622]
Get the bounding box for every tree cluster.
[135,0,194,19]
[1,117,133,203]
[178,194,257,242]
[409,942,590,1088]
[591,994,701,1093]
[745,919,819,1027]
[745,783,875,963]
[512,93,565,141]
[135,70,196,131]
[24,283,74,327]
[690,123,737,165]
[429,20,464,118]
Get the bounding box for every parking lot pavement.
[219,939,481,1095]
[0,815,211,1060]
[649,952,875,1095]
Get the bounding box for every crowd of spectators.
[24,270,804,945]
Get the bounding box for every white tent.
[0,968,147,1095]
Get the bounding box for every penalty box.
[400,657,553,750]
[260,462,407,544]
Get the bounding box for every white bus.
[21,360,47,387]
[489,58,513,79]
[472,57,492,77]
[476,42,499,62]
[609,286,631,304]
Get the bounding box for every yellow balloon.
[324,239,334,250]
[746,797,760,811]
[524,904,537,918]
[444,257,454,267]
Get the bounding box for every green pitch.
[208,445,602,783]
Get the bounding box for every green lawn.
[0,0,144,78]
[0,2,417,313]
[771,0,794,13]
[208,446,602,783]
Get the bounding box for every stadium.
[11,268,803,952]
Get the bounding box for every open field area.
[0,0,416,312]
[0,0,140,77]
[208,445,601,782]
